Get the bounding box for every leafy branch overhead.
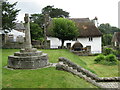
[2,0,20,30]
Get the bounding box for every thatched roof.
[112,32,120,43]
[46,18,102,37]
[14,23,25,30]
[70,18,102,37]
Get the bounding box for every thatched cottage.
[112,32,120,48]
[47,18,102,54]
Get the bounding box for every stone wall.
[32,40,50,49]
[2,42,25,49]
[56,57,120,82]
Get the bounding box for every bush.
[105,54,117,65]
[94,54,117,65]
[94,54,105,63]
[104,48,113,55]
[113,49,120,56]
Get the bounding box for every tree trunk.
[61,40,64,49]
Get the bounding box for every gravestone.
[7,14,49,69]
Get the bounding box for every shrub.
[94,54,105,63]
[105,54,117,65]
[104,48,113,55]
[113,49,120,56]
[94,54,117,65]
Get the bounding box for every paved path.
[98,82,119,88]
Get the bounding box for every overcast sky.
[8,0,119,27]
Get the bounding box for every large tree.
[2,0,20,31]
[42,5,69,18]
[51,18,78,48]
[31,5,69,27]
[98,23,120,34]
[31,14,44,28]
[98,23,120,46]
[30,22,44,41]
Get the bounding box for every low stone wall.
[56,57,120,82]
[2,42,25,49]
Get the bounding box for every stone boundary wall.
[2,42,25,49]
[56,57,120,82]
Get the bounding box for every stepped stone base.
[8,48,49,69]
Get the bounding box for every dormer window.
[89,37,93,41]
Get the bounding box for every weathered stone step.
[14,51,42,56]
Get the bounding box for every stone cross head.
[24,13,30,23]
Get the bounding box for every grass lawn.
[79,56,119,77]
[2,49,97,88]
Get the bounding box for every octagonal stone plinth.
[8,49,49,69]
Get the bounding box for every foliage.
[103,48,114,55]
[94,54,105,63]
[51,18,78,48]
[105,54,117,65]
[114,49,120,56]
[98,23,120,34]
[31,5,69,28]
[2,0,20,31]
[102,34,112,46]
[31,14,44,28]
[98,23,120,46]
[94,53,117,65]
[42,5,69,18]
[30,22,44,40]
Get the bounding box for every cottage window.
[89,37,93,41]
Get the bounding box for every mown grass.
[2,49,97,88]
[0,49,2,89]
[79,56,119,77]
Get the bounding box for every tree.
[30,22,44,41]
[98,23,120,34]
[98,23,111,34]
[42,5,69,18]
[31,5,69,28]
[31,14,44,28]
[102,34,112,46]
[2,0,20,31]
[51,18,78,48]
[98,23,120,46]
[31,6,69,48]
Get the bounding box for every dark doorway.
[72,41,83,51]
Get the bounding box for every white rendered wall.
[47,37,61,48]
[77,37,102,53]
[47,36,102,53]
[64,37,102,53]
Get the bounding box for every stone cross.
[24,13,32,49]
